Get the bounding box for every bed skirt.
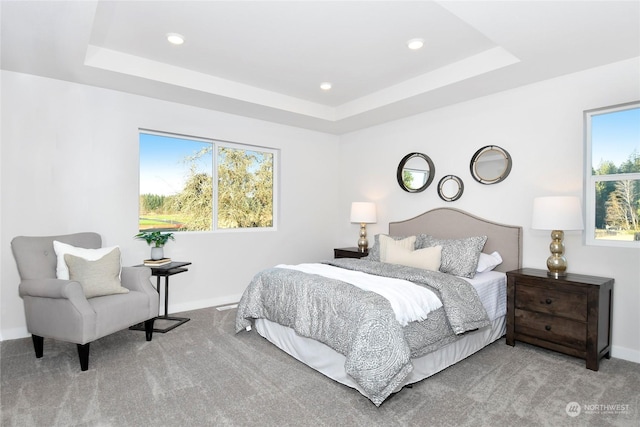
[255,315,506,402]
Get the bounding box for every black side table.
[334,247,368,259]
[131,261,192,333]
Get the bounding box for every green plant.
[134,231,175,247]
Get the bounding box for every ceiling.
[2,1,639,134]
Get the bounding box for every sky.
[139,133,212,196]
[591,107,639,170]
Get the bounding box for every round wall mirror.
[438,175,464,202]
[470,145,512,184]
[397,153,435,193]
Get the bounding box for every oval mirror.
[470,145,512,184]
[438,175,464,202]
[397,153,435,193]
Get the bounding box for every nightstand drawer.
[515,284,587,322]
[515,309,586,350]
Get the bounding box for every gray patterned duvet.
[235,258,489,406]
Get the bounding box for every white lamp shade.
[532,196,584,231]
[350,202,377,223]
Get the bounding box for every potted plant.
[134,231,175,260]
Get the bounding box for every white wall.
[2,58,639,364]
[337,57,640,363]
[0,71,340,339]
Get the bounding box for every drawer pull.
[545,325,552,331]
[540,298,552,305]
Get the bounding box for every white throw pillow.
[379,234,416,262]
[53,240,120,280]
[476,251,503,273]
[385,244,442,271]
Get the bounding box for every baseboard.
[167,294,243,316]
[1,326,30,341]
[612,345,640,364]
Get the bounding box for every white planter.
[150,247,164,260]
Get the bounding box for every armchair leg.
[77,343,90,371]
[144,318,155,341]
[32,335,43,358]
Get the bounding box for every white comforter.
[276,263,442,326]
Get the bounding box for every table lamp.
[350,202,377,252]
[532,196,584,278]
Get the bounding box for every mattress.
[254,270,507,400]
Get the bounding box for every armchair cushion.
[64,248,129,298]
[53,240,120,280]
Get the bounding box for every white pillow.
[53,240,120,280]
[379,234,416,262]
[385,244,442,271]
[476,251,503,273]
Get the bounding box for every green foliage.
[402,170,414,189]
[596,151,640,231]
[217,147,273,229]
[172,167,213,231]
[134,231,175,247]
[140,194,166,212]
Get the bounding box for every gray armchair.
[11,232,159,371]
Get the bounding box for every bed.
[236,208,522,406]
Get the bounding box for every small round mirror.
[438,175,464,202]
[470,145,512,184]
[397,153,435,193]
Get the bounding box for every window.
[139,131,277,232]
[584,101,639,247]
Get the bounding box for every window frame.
[139,129,279,233]
[583,101,640,248]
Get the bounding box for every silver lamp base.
[357,223,368,252]
[546,229,568,278]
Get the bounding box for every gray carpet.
[1,306,639,427]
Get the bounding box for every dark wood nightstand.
[506,268,613,371]
[334,247,368,259]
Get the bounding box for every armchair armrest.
[19,278,87,300]
[121,266,159,318]
[120,266,154,293]
[18,279,96,326]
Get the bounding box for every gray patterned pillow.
[364,234,415,262]
[416,234,487,278]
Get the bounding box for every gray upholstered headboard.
[388,208,522,273]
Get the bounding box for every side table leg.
[156,276,162,316]
[164,276,170,317]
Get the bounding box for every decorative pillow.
[365,234,415,262]
[53,240,120,280]
[476,251,503,273]
[417,235,487,278]
[378,234,417,263]
[64,248,129,298]
[385,244,442,271]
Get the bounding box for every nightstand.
[506,268,613,371]
[334,247,368,259]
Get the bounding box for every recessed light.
[320,82,332,91]
[166,33,185,45]
[407,38,424,50]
